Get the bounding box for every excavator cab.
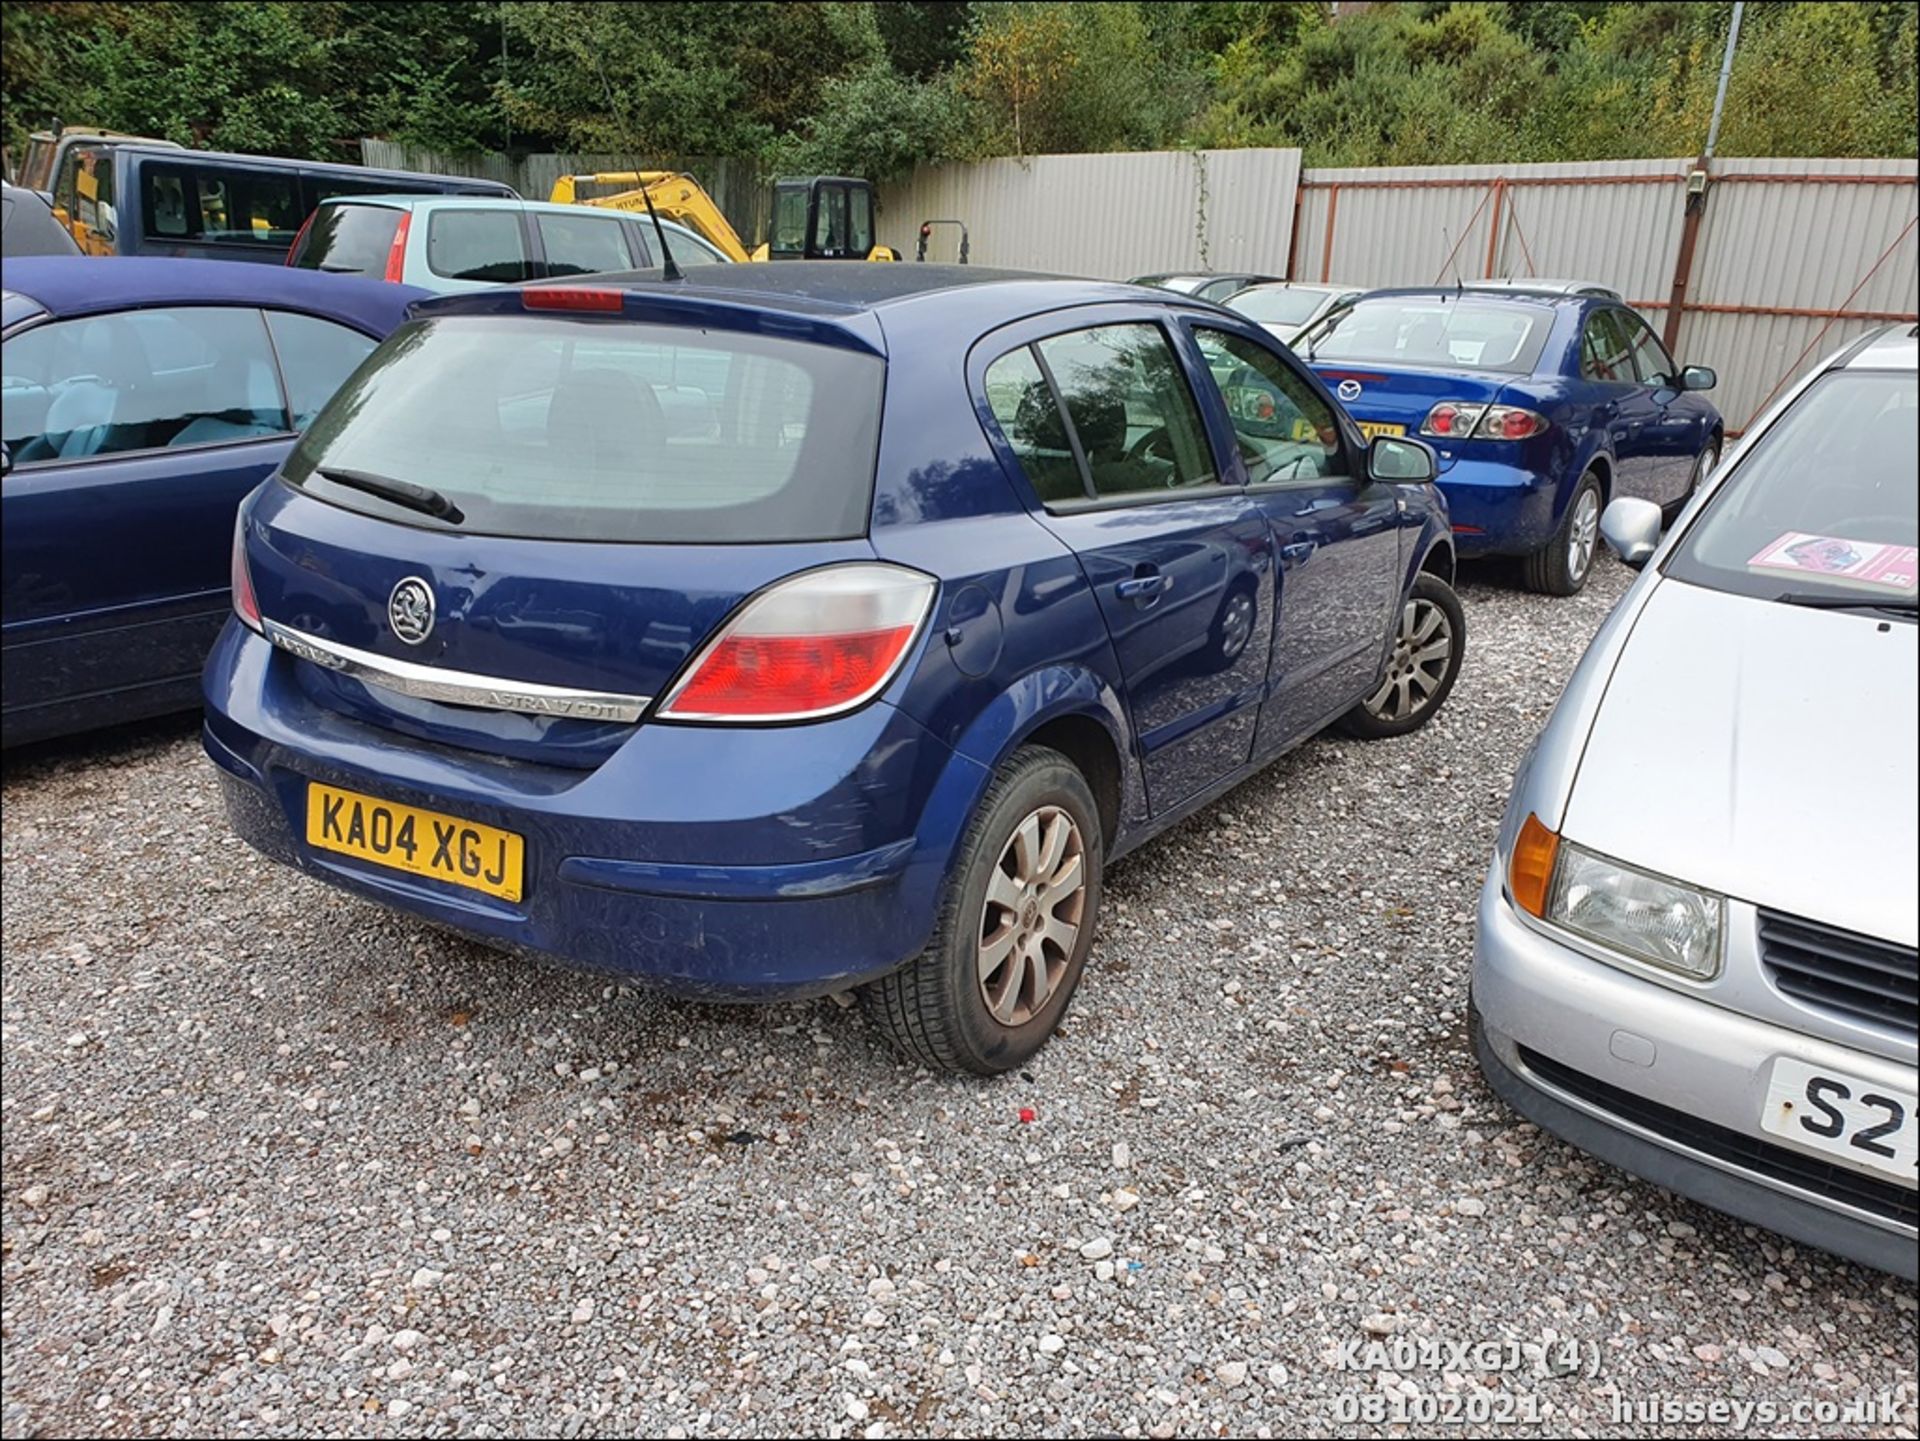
[767,177,898,262]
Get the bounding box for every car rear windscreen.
[282,315,885,543]
[1228,288,1331,327]
[292,203,403,274]
[1305,297,1550,374]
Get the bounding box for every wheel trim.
[1220,592,1254,659]
[1567,486,1600,581]
[1364,596,1454,722]
[978,805,1086,1027]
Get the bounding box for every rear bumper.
[1471,863,1918,1279]
[1435,456,1561,557]
[202,622,987,1000]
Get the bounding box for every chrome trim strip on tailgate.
[262,620,651,724]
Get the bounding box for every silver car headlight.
[1546,841,1724,980]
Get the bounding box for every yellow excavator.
[548,171,900,262]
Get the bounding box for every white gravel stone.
[1079,1237,1114,1261]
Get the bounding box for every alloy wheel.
[1567,485,1600,583]
[1218,590,1255,662]
[978,806,1086,1026]
[1363,596,1455,723]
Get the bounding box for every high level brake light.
[521,287,625,312]
[1421,402,1549,441]
[658,565,937,722]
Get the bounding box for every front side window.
[1665,370,1916,607]
[425,209,529,283]
[1580,309,1635,382]
[283,315,885,544]
[264,312,377,430]
[1623,313,1675,386]
[1305,296,1549,374]
[536,212,634,278]
[2,306,288,463]
[1194,328,1348,484]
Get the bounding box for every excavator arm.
[548,172,753,265]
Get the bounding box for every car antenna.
[637,182,685,282]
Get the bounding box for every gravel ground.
[3,556,1915,1440]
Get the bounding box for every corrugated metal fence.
[358,140,770,246]
[1290,156,1919,430]
[874,148,1302,279]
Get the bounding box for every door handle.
[1281,540,1316,564]
[1114,572,1173,603]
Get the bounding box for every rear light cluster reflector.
[231,514,262,632]
[659,565,936,722]
[1420,402,1548,441]
[383,212,412,283]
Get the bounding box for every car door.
[1188,323,1403,751]
[1621,310,1706,503]
[1578,306,1661,502]
[982,317,1275,815]
[1,306,295,739]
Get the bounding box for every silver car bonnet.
[1561,576,1919,949]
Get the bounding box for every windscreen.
[1226,287,1330,327]
[1303,296,1550,373]
[282,315,885,543]
[1666,369,1917,605]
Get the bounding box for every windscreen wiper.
[1774,590,1917,614]
[314,467,465,525]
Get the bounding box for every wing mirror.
[1680,364,1716,391]
[0,442,11,478]
[1600,496,1664,569]
[1367,434,1438,484]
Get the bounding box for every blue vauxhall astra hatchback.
[204,264,1466,1073]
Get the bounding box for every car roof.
[1,185,82,258]
[104,144,513,190]
[1352,285,1579,309]
[319,194,624,214]
[414,263,1215,347]
[1467,278,1619,297]
[0,256,429,335]
[1842,323,1919,371]
[1231,279,1362,294]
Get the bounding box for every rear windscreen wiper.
[1774,590,1917,615]
[313,467,465,526]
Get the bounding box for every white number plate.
[1760,1056,1918,1186]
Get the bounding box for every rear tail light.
[286,211,314,267]
[522,287,625,312]
[658,565,936,722]
[382,211,411,283]
[1421,401,1549,441]
[231,514,262,633]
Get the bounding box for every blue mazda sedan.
[203,265,1465,1073]
[2,258,425,745]
[1299,288,1723,594]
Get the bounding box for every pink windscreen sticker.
[1749,532,1918,592]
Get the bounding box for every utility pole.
[1705,1,1744,159]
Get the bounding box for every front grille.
[1758,910,1917,1035]
[1518,1046,1918,1229]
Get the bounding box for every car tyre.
[1661,442,1719,525]
[1523,470,1603,596]
[1338,573,1466,739]
[863,745,1103,1076]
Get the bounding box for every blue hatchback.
[1300,288,1723,594]
[1,258,426,746]
[203,265,1465,1073]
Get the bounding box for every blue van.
[51,143,515,263]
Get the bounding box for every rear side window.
[142,163,303,246]
[283,315,885,543]
[291,203,403,274]
[1581,310,1634,382]
[426,209,529,282]
[987,323,1216,506]
[2,306,288,463]
[264,312,376,430]
[661,224,724,267]
[536,212,633,277]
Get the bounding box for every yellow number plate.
[305,783,524,902]
[1358,421,1407,440]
